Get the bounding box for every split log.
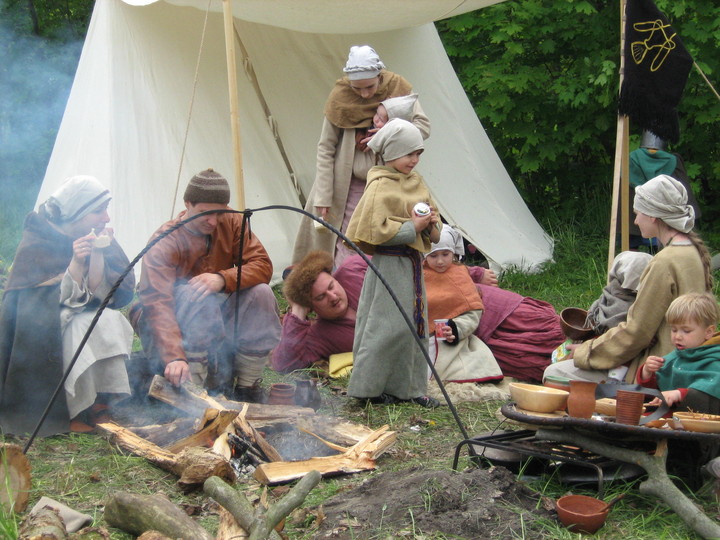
[17,505,67,539]
[166,409,238,453]
[215,506,249,540]
[97,423,234,491]
[253,425,396,485]
[233,404,282,462]
[296,416,378,447]
[0,442,31,513]
[204,472,321,540]
[148,375,314,420]
[537,428,720,539]
[129,418,199,447]
[104,492,213,540]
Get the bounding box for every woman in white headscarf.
[0,175,135,436]
[292,45,430,268]
[544,174,712,384]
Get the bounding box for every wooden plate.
[673,414,720,433]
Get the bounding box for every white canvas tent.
[38,0,554,278]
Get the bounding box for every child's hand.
[660,389,682,406]
[642,356,664,379]
[411,212,432,233]
[481,269,499,287]
[441,324,455,343]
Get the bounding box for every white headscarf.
[633,174,695,233]
[367,118,423,162]
[609,251,653,292]
[381,93,418,122]
[43,175,111,223]
[343,45,385,81]
[429,224,465,257]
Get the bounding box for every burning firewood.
[253,425,397,485]
[97,423,234,492]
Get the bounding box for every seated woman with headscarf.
[0,176,135,436]
[544,174,712,384]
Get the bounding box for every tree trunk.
[104,492,213,540]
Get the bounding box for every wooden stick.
[222,0,245,208]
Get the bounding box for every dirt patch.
[314,465,552,538]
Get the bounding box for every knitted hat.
[428,224,465,257]
[633,174,694,233]
[368,118,423,162]
[283,250,334,309]
[343,45,385,81]
[183,168,231,205]
[382,93,418,122]
[43,175,111,223]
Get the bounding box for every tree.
[437,0,720,230]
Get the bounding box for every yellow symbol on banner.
[630,19,678,72]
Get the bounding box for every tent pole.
[608,0,630,277]
[222,0,245,209]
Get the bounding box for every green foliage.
[437,0,720,228]
[0,0,87,261]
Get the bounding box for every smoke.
[0,3,84,261]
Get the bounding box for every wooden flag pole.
[608,0,630,277]
[222,0,245,209]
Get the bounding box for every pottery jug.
[567,380,597,419]
[268,383,295,405]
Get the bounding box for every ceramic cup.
[434,319,449,341]
[615,390,645,425]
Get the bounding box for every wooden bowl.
[509,382,569,413]
[560,307,595,341]
[556,494,609,534]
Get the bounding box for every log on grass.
[204,473,321,540]
[0,442,32,514]
[17,505,67,539]
[253,425,396,485]
[97,423,234,491]
[104,492,213,540]
[148,375,314,420]
[137,532,173,540]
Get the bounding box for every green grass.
[2,218,720,538]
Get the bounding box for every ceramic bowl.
[560,307,595,341]
[556,494,609,534]
[509,382,569,413]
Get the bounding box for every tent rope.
[170,0,213,218]
[694,61,720,102]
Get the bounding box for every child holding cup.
[423,225,503,384]
[345,118,441,407]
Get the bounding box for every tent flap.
[40,0,553,278]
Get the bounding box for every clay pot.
[560,308,595,341]
[615,390,645,425]
[556,494,609,534]
[567,380,597,419]
[294,379,322,410]
[268,383,295,405]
